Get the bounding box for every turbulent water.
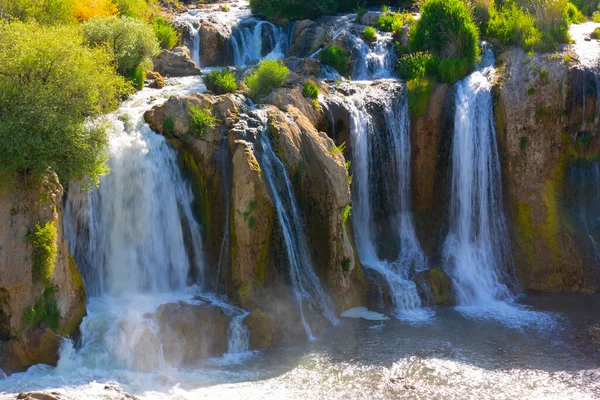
[256,114,338,338]
[231,19,289,66]
[344,82,429,321]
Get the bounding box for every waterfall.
[256,113,338,339]
[64,103,205,296]
[442,47,516,310]
[352,33,397,80]
[227,313,251,354]
[345,82,429,320]
[231,19,288,66]
[187,22,201,67]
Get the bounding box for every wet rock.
[244,309,274,349]
[16,392,60,400]
[154,302,230,365]
[288,20,325,58]
[147,71,165,89]
[360,11,381,26]
[199,21,229,67]
[152,48,200,77]
[282,57,322,77]
[103,385,139,400]
[1,329,59,375]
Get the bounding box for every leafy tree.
[82,15,160,77]
[0,0,74,24]
[0,21,128,187]
[153,17,179,49]
[72,0,118,22]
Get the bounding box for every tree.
[0,0,74,25]
[0,21,128,187]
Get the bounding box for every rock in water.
[152,48,200,77]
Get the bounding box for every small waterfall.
[352,33,397,80]
[345,82,428,320]
[442,48,515,308]
[64,104,205,296]
[227,313,250,354]
[231,19,288,66]
[187,22,201,67]
[256,113,337,339]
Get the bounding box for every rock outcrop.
[199,21,229,67]
[0,174,86,375]
[152,47,200,77]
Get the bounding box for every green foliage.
[520,135,529,151]
[190,105,216,137]
[83,16,160,76]
[592,27,600,39]
[355,4,367,20]
[153,17,179,50]
[377,12,403,35]
[486,2,542,50]
[129,65,146,90]
[302,80,320,99]
[565,2,586,23]
[163,116,175,133]
[570,0,600,16]
[331,141,347,157]
[341,204,352,229]
[594,9,600,22]
[396,51,435,80]
[22,286,60,332]
[244,60,290,99]
[528,87,536,95]
[29,221,57,284]
[410,0,480,78]
[407,77,437,117]
[0,21,127,186]
[320,46,350,76]
[363,26,377,42]
[0,0,74,25]
[203,69,238,94]
[249,0,338,20]
[112,0,150,19]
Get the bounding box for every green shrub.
[486,3,542,50]
[153,17,179,50]
[409,0,480,82]
[129,65,146,90]
[363,26,377,42]
[0,21,127,186]
[0,0,74,25]
[190,105,216,137]
[355,4,367,20]
[592,28,600,39]
[244,60,290,98]
[571,0,600,16]
[22,285,60,331]
[341,204,352,229]
[203,69,238,94]
[377,12,403,34]
[320,46,350,76]
[520,135,529,151]
[83,16,160,77]
[303,80,320,99]
[437,57,471,83]
[331,141,347,157]
[407,77,437,117]
[594,9,600,22]
[29,221,57,284]
[565,2,586,23]
[397,51,435,80]
[249,0,338,20]
[163,116,175,133]
[112,0,149,20]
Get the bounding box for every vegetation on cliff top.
[203,69,238,94]
[245,60,290,99]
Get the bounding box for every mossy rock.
[244,309,274,349]
[424,267,452,305]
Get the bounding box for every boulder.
[288,20,325,58]
[199,21,229,67]
[152,48,200,77]
[360,11,381,26]
[154,302,230,365]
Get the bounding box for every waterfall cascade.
[188,22,201,67]
[344,82,429,320]
[352,32,397,80]
[231,18,289,66]
[256,112,338,339]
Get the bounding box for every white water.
[345,82,430,321]
[352,33,397,80]
[256,114,338,339]
[231,19,288,66]
[187,22,201,67]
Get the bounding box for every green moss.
[179,149,212,237]
[163,116,175,134]
[341,204,352,229]
[424,267,452,305]
[237,279,262,306]
[302,80,319,99]
[320,46,350,77]
[256,212,273,282]
[29,220,57,285]
[407,77,437,117]
[190,105,216,137]
[527,87,536,95]
[22,285,60,332]
[520,136,529,151]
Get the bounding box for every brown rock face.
[0,174,86,375]
[495,47,600,292]
[199,21,229,67]
[288,20,325,58]
[154,302,230,365]
[152,48,200,77]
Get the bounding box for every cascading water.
[344,82,429,321]
[352,33,397,80]
[231,19,288,66]
[255,113,338,339]
[187,22,201,67]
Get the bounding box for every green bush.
[129,64,146,90]
[410,0,480,81]
[83,16,160,77]
[592,27,600,39]
[363,26,377,42]
[486,3,542,50]
[153,17,179,50]
[112,0,149,19]
[190,105,216,137]
[407,76,437,117]
[0,21,127,186]
[0,0,74,25]
[249,0,338,20]
[303,80,320,99]
[244,60,290,98]
[396,51,436,80]
[320,46,350,76]
[377,12,403,34]
[565,2,586,23]
[203,69,238,94]
[571,0,600,16]
[22,285,60,331]
[29,221,57,284]
[355,4,368,20]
